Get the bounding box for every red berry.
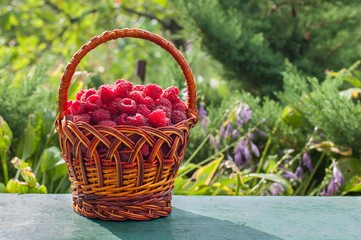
[119,98,137,115]
[91,109,111,123]
[156,98,172,109]
[143,96,156,110]
[155,105,171,118]
[148,109,170,127]
[66,100,73,115]
[73,113,91,124]
[144,84,163,100]
[171,110,187,124]
[80,89,97,101]
[115,113,128,125]
[71,100,86,115]
[76,89,86,100]
[141,143,150,157]
[133,85,145,91]
[172,101,187,112]
[107,98,123,115]
[127,113,147,126]
[136,104,151,117]
[115,80,133,98]
[87,94,101,105]
[98,120,117,127]
[129,91,144,104]
[98,84,115,104]
[161,86,180,103]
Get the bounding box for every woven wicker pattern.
[55,28,197,221]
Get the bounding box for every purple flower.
[270,183,285,196]
[302,152,313,172]
[232,129,240,139]
[215,136,221,151]
[234,151,242,166]
[220,125,225,139]
[320,161,344,196]
[236,103,252,126]
[250,141,260,157]
[243,146,251,164]
[295,166,303,180]
[199,104,208,131]
[256,129,267,138]
[332,161,344,186]
[209,135,215,148]
[224,120,232,138]
[282,170,298,181]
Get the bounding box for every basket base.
[71,194,172,221]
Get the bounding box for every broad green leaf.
[338,157,361,194]
[19,120,38,160]
[194,156,223,186]
[0,183,6,193]
[40,146,63,173]
[0,116,12,152]
[178,163,198,176]
[280,106,303,128]
[52,161,68,181]
[248,173,294,195]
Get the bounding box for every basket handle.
[57,28,198,123]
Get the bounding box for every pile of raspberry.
[66,80,187,128]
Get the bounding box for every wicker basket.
[55,28,198,221]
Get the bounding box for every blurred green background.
[1,0,361,196]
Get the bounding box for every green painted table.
[0,195,360,240]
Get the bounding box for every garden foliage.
[0,0,360,196]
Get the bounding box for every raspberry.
[161,86,180,103]
[141,143,150,157]
[136,104,151,117]
[155,105,171,118]
[144,84,163,100]
[127,113,147,126]
[71,100,86,115]
[75,89,86,100]
[119,98,137,115]
[172,101,187,112]
[66,100,73,115]
[143,96,156,110]
[73,113,91,124]
[91,109,111,123]
[133,85,145,91]
[148,109,170,127]
[115,80,133,98]
[98,120,117,127]
[129,91,145,104]
[107,98,123,115]
[98,84,115,104]
[171,110,187,124]
[85,94,102,112]
[114,113,128,125]
[156,98,172,109]
[80,89,97,101]
[87,94,101,105]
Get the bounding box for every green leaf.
[19,120,38,160]
[280,106,303,128]
[248,173,294,195]
[193,156,223,186]
[0,183,6,193]
[0,116,12,153]
[338,157,361,194]
[6,179,28,194]
[40,146,63,173]
[21,167,37,188]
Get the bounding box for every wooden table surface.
[0,194,360,240]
